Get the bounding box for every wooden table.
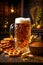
[0,38,43,64]
[0,51,43,64]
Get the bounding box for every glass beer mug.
[10,17,31,51]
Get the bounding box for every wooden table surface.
[0,51,43,63]
[0,38,43,64]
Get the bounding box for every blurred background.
[0,0,43,40]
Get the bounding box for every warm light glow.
[11,9,14,13]
[10,5,16,13]
[6,22,8,24]
[5,21,8,24]
[37,24,41,29]
[4,25,7,28]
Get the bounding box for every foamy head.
[15,17,31,23]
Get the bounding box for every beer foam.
[15,17,31,23]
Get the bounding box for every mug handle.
[9,23,14,38]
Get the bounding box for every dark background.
[0,0,42,40]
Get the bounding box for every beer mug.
[15,18,31,51]
[9,17,31,51]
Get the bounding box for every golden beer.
[15,18,31,50]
